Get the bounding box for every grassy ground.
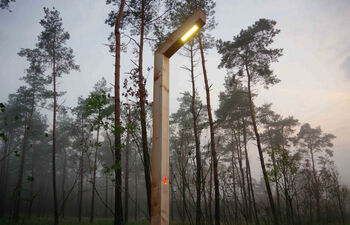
[0,217,349,225]
[0,217,152,225]
[0,217,193,225]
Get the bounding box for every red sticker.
[163,176,167,192]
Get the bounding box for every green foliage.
[26,176,35,182]
[296,123,336,157]
[0,103,5,112]
[155,0,216,50]
[14,150,20,157]
[217,19,283,88]
[17,48,51,107]
[0,133,7,142]
[166,0,216,31]
[0,0,15,10]
[171,91,207,133]
[258,103,299,150]
[37,7,79,77]
[216,77,250,127]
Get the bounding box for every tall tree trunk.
[52,44,59,225]
[242,116,260,225]
[78,122,84,224]
[245,66,279,225]
[198,33,220,225]
[208,143,213,225]
[62,149,67,218]
[137,0,152,218]
[268,130,281,221]
[179,131,186,225]
[114,1,125,224]
[134,150,138,220]
[188,41,202,225]
[90,123,100,223]
[124,107,130,223]
[235,128,248,222]
[170,165,174,222]
[27,149,35,219]
[105,174,108,217]
[232,146,239,224]
[202,175,209,224]
[310,148,321,221]
[13,91,35,223]
[0,131,11,217]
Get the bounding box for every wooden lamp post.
[151,8,206,225]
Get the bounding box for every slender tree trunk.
[310,149,321,221]
[52,44,59,225]
[90,123,100,223]
[134,150,138,220]
[62,149,67,218]
[198,33,220,225]
[284,179,290,224]
[236,129,248,221]
[13,91,35,223]
[294,184,301,225]
[78,123,84,224]
[245,66,279,225]
[105,174,108,217]
[337,191,345,225]
[114,1,125,224]
[124,107,130,223]
[202,177,209,224]
[208,143,213,225]
[137,0,152,218]
[287,192,295,225]
[0,131,11,217]
[188,41,203,225]
[268,130,281,222]
[27,145,35,219]
[242,117,260,225]
[170,166,174,222]
[232,148,239,224]
[181,135,186,225]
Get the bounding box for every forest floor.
[0,217,148,225]
[1,218,349,225]
[0,217,192,225]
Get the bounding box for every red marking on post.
[163,176,167,192]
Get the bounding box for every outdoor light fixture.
[151,8,206,225]
[181,25,199,41]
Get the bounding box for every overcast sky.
[1,0,349,185]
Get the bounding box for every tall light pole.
[151,8,206,225]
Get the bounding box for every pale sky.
[1,0,349,185]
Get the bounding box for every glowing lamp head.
[155,9,206,57]
[181,25,199,42]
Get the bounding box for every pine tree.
[85,78,111,223]
[217,19,283,225]
[295,123,336,222]
[36,7,79,225]
[121,0,161,217]
[12,48,50,223]
[105,1,126,224]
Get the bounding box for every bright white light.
[181,25,199,42]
